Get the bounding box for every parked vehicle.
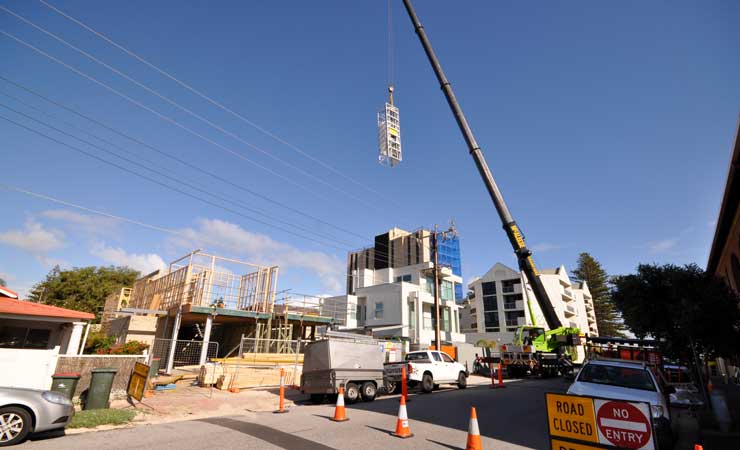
[0,387,74,446]
[385,350,468,393]
[567,359,675,449]
[300,337,386,404]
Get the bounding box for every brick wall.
[55,355,146,400]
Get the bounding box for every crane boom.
[401,0,562,330]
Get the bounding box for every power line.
[1,5,380,209]
[0,183,401,283]
[37,0,398,204]
[0,99,358,248]
[0,29,364,209]
[0,110,352,252]
[0,75,369,242]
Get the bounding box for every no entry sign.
[545,393,655,450]
[594,400,654,449]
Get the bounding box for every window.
[356,297,367,325]
[481,281,496,296]
[442,308,451,332]
[374,302,384,319]
[432,352,443,362]
[409,302,416,329]
[502,279,521,293]
[395,274,412,283]
[503,293,523,309]
[470,307,476,315]
[406,352,430,361]
[422,276,434,294]
[441,280,454,301]
[577,364,657,392]
[471,322,477,330]
[441,353,455,363]
[484,312,498,328]
[505,311,524,327]
[486,327,500,332]
[0,326,51,349]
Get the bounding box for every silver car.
[0,387,74,446]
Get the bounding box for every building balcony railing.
[588,316,596,323]
[561,288,574,301]
[564,304,576,316]
[504,300,525,311]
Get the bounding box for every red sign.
[595,400,652,449]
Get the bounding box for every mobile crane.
[401,1,581,376]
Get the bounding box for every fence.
[150,338,219,369]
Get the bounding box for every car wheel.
[421,373,434,393]
[344,383,360,404]
[360,382,377,402]
[457,372,467,389]
[310,394,326,404]
[0,406,32,447]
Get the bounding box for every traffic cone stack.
[391,394,413,438]
[331,386,349,422]
[465,407,483,450]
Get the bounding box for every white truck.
[384,350,468,393]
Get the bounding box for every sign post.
[545,393,656,450]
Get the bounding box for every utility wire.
[0,111,352,252]
[1,5,379,209]
[0,183,413,283]
[0,30,357,209]
[37,0,397,205]
[0,75,368,242]
[0,99,357,248]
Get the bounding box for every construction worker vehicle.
[496,326,581,377]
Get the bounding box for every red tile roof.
[0,297,94,320]
[0,286,19,299]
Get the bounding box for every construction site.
[102,249,353,391]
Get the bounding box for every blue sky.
[1,0,738,298]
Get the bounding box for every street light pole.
[432,226,441,349]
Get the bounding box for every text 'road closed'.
[546,393,598,443]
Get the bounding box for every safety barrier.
[150,338,219,369]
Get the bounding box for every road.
[20,378,569,450]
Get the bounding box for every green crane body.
[514,326,581,354]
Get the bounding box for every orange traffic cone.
[331,386,349,422]
[465,407,483,450]
[694,445,703,450]
[391,394,413,438]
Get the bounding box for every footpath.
[696,376,740,449]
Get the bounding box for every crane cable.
[387,0,395,105]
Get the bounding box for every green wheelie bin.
[84,368,118,410]
[50,373,81,400]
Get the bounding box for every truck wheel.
[421,373,434,393]
[310,394,326,404]
[344,383,360,404]
[457,372,467,389]
[0,406,32,447]
[383,381,398,394]
[360,382,377,402]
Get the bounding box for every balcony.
[564,304,576,316]
[561,288,574,301]
[504,300,525,310]
[588,316,596,323]
[585,301,593,310]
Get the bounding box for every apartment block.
[460,262,598,345]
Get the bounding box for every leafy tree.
[611,263,740,359]
[571,252,626,337]
[29,266,139,320]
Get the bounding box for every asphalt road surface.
[19,378,569,450]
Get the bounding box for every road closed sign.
[545,393,655,450]
[594,399,654,449]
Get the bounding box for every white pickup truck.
[384,350,468,393]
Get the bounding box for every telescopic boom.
[401,0,562,330]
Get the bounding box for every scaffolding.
[128,250,279,312]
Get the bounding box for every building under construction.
[103,250,348,373]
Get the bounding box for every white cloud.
[90,243,166,275]
[531,242,561,252]
[41,210,119,234]
[171,218,344,292]
[0,220,65,254]
[648,239,677,253]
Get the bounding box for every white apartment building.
[460,262,598,346]
[324,260,465,348]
